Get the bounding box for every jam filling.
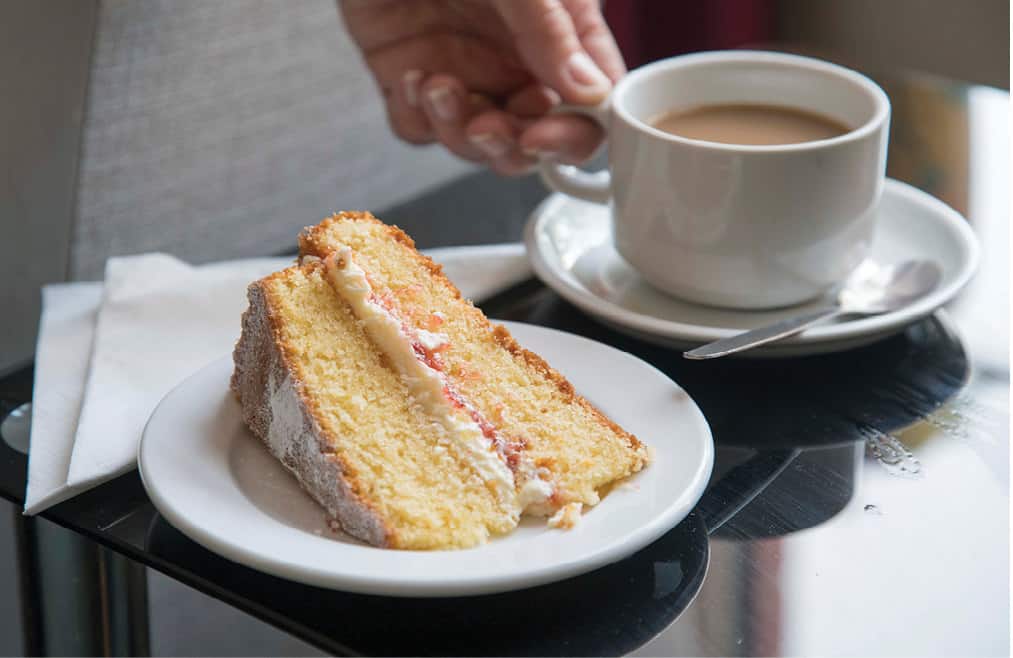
[367,286,528,474]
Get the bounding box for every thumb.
[494,0,613,106]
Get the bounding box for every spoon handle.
[683,307,843,360]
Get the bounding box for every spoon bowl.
[839,260,944,313]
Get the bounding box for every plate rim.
[139,321,714,597]
[524,178,980,349]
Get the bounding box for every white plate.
[525,178,979,357]
[139,321,713,597]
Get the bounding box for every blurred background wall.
[608,0,1008,89]
[776,0,1009,90]
[2,1,98,376]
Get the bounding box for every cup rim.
[611,50,891,153]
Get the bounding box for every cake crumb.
[548,502,582,530]
[619,482,640,492]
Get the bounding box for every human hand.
[341,0,625,175]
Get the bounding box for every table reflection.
[146,506,710,656]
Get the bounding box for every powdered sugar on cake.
[232,282,388,546]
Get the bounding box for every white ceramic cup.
[540,50,891,309]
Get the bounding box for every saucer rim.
[525,178,980,349]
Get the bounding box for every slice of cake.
[231,212,650,550]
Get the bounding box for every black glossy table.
[1,74,1008,656]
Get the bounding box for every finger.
[465,110,537,176]
[466,109,522,160]
[518,114,603,164]
[493,0,612,105]
[490,152,538,175]
[467,91,497,115]
[505,83,560,118]
[490,151,539,177]
[420,74,487,162]
[382,69,434,145]
[560,0,627,82]
[402,69,424,109]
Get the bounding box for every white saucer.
[525,179,979,357]
[138,321,713,597]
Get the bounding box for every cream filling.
[548,502,582,530]
[415,328,449,351]
[518,475,554,508]
[324,246,537,516]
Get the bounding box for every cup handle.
[537,100,612,204]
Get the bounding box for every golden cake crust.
[488,324,645,455]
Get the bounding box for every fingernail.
[470,133,511,158]
[426,85,458,121]
[564,52,612,97]
[522,147,558,160]
[403,70,423,107]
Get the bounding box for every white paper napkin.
[24,284,104,514]
[25,244,531,514]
